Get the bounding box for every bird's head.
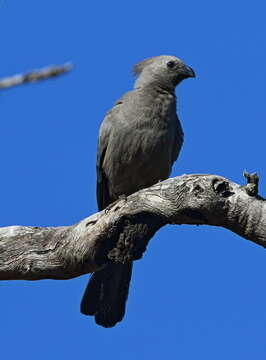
[133,55,195,91]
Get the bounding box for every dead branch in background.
[0,63,73,89]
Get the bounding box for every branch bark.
[0,174,265,281]
[0,63,73,89]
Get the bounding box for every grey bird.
[80,55,195,327]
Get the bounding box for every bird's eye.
[166,61,176,69]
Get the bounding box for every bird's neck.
[134,77,175,94]
[134,81,175,95]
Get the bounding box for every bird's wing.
[171,114,184,164]
[96,113,112,211]
[96,95,127,210]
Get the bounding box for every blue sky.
[1,1,266,359]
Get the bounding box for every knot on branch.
[107,213,165,264]
[212,178,234,197]
[243,171,259,196]
[160,175,236,226]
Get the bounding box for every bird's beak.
[181,65,196,78]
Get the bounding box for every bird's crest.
[132,57,156,77]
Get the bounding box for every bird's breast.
[104,92,178,200]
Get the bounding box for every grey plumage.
[80,55,195,327]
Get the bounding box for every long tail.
[80,262,133,328]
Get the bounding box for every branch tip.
[243,171,259,196]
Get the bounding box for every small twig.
[0,63,73,89]
[243,171,259,196]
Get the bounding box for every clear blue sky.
[1,1,266,359]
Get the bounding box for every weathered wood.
[0,174,265,281]
[0,63,73,89]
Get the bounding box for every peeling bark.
[0,174,265,281]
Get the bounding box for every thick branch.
[0,174,265,281]
[0,63,73,89]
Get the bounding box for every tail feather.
[80,262,133,328]
[80,272,102,316]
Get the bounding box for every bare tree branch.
[0,63,73,89]
[0,173,265,281]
